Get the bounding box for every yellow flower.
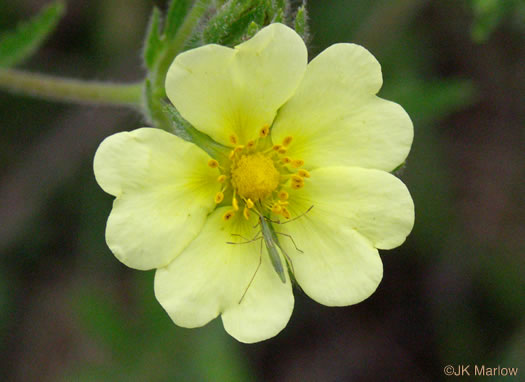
[94,23,414,343]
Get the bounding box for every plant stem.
[0,68,143,107]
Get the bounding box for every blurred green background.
[1,0,524,381]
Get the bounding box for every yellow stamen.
[243,207,251,220]
[291,174,303,183]
[278,190,289,200]
[214,192,224,204]
[282,136,293,147]
[223,210,235,221]
[260,124,270,137]
[219,129,308,224]
[291,159,304,168]
[297,169,310,178]
[208,159,219,168]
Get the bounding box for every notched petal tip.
[95,128,220,271]
[164,22,308,147]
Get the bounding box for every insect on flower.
[94,23,415,343]
[227,205,313,302]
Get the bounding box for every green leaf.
[165,0,193,39]
[470,0,505,42]
[0,1,65,68]
[294,2,309,41]
[468,0,522,43]
[143,7,163,70]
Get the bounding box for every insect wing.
[260,217,286,283]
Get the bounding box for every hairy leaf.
[165,0,193,39]
[143,7,163,70]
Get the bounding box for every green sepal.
[224,5,267,46]
[392,161,406,176]
[271,0,286,11]
[143,7,163,70]
[202,0,256,45]
[293,2,309,41]
[270,0,288,23]
[272,8,284,23]
[203,0,287,46]
[0,1,65,68]
[165,0,193,39]
[244,21,261,40]
[164,104,230,160]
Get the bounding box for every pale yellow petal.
[272,43,413,171]
[221,248,294,343]
[93,128,219,270]
[278,166,414,306]
[166,23,307,146]
[154,207,293,342]
[285,223,382,307]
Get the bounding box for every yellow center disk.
[231,153,280,201]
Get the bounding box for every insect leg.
[262,205,314,225]
[226,235,262,245]
[279,205,314,224]
[230,233,251,241]
[238,238,263,304]
[227,231,262,245]
[275,232,303,253]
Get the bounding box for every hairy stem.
[0,68,143,107]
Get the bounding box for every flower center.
[231,153,280,201]
[208,126,310,221]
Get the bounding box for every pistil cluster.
[207,126,311,221]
